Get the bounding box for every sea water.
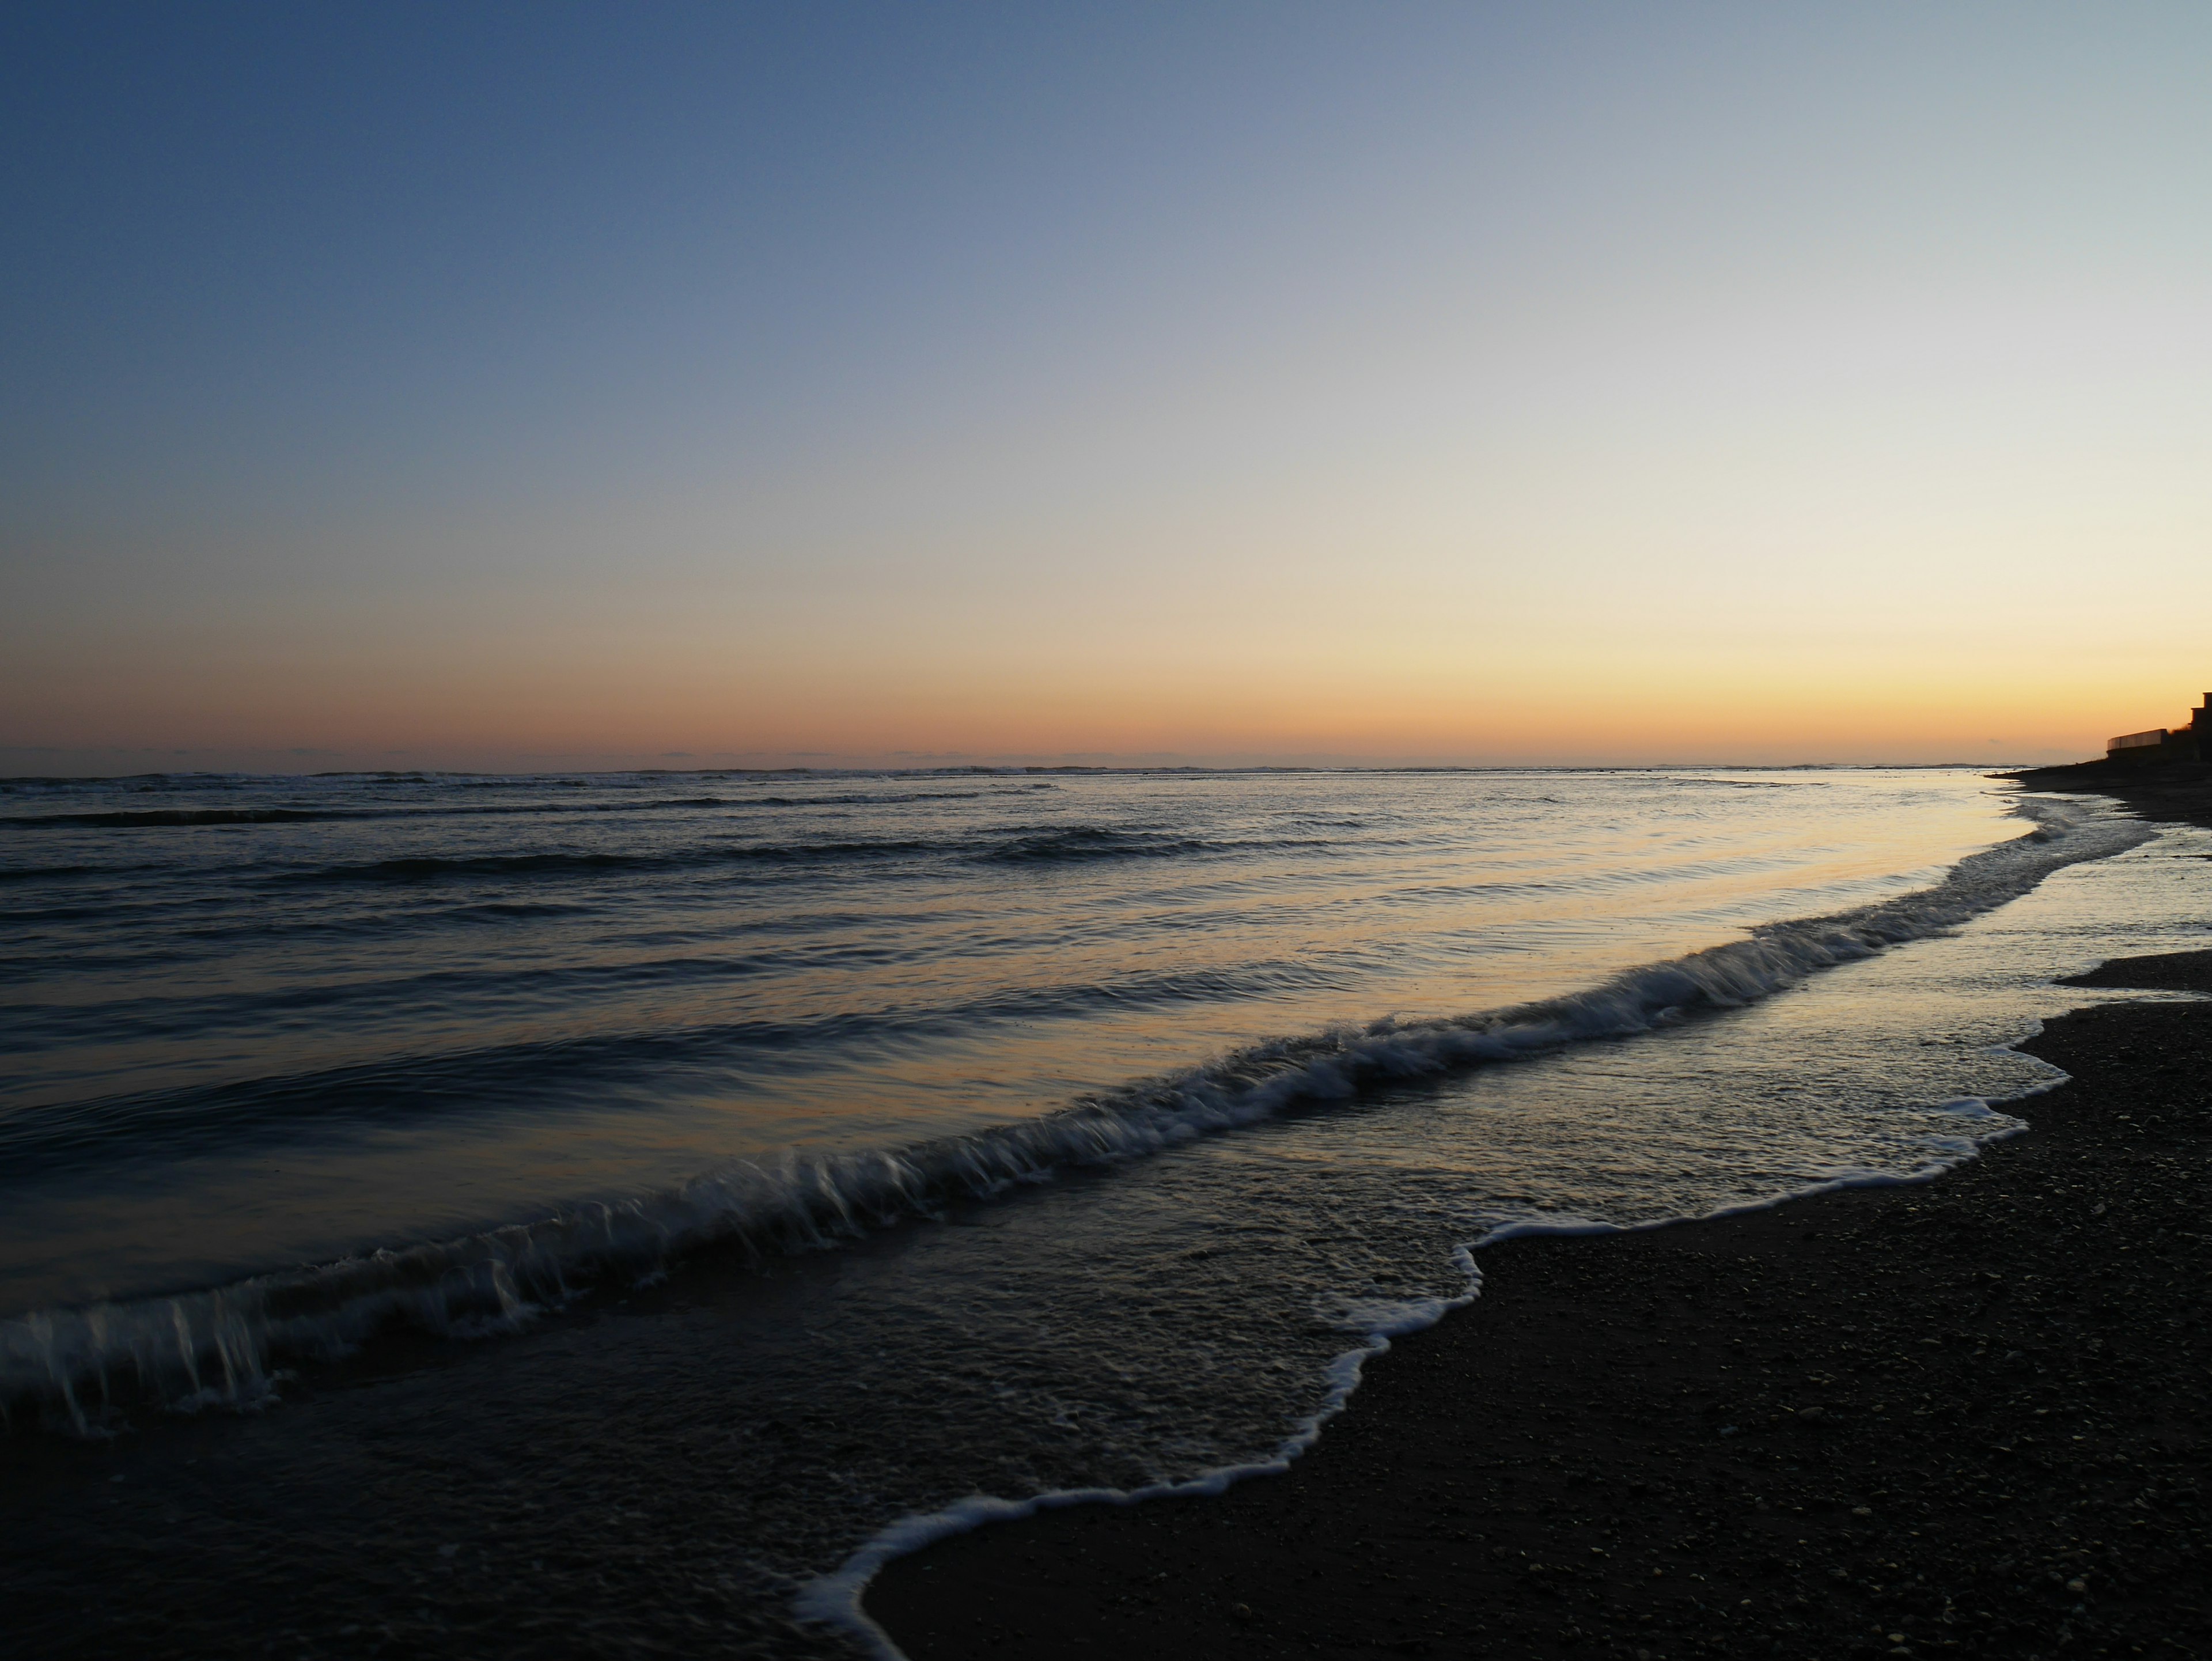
[0,767,2199,1655]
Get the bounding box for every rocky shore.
[868,952,2212,1660]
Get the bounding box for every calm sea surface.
[2,767,2199,1655]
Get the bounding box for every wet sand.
[868,952,2212,1660]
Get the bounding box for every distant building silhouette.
[2107,693,2212,764]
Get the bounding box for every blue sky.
[6,3,2210,770]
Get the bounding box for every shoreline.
[2,772,2197,1659]
[867,945,2212,1659]
[2004,759,2212,826]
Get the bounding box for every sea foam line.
[0,797,2146,1435]
[796,1110,2059,1660]
[791,1240,1485,1657]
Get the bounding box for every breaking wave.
[0,961,1357,1171]
[0,799,2146,1434]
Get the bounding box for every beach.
[869,955,2212,1658]
[868,906,2212,1661]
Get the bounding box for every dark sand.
[2007,759,2212,827]
[870,914,2212,1652]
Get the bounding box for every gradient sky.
[5,2,2210,771]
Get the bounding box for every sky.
[5,2,2210,773]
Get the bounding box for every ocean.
[1,766,2201,1656]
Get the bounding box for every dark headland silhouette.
[2006,690,2212,820]
[2094,691,2212,767]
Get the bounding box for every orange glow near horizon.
[9,600,2207,771]
[8,9,2211,776]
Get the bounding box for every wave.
[3,798,738,830]
[974,824,1354,865]
[1,785,1059,831]
[287,850,669,883]
[977,826,1211,864]
[267,823,1313,886]
[0,960,1359,1165]
[752,788,1042,808]
[0,799,2146,1433]
[3,808,342,828]
[0,864,121,885]
[279,840,945,884]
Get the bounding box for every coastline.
[867,800,2212,1659]
[2004,759,2212,826]
[1,774,2198,1660]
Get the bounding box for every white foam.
[791,1147,2038,1659]
[790,1242,1481,1658]
[0,796,2147,1434]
